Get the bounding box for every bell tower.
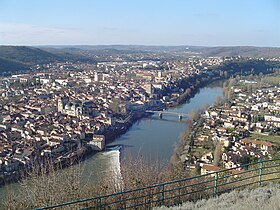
[57,97,68,112]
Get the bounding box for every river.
[0,81,224,200]
[109,81,224,162]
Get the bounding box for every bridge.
[146,110,189,120]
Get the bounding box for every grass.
[249,132,280,144]
[234,74,280,87]
[190,146,212,158]
[260,75,280,85]
[155,184,280,210]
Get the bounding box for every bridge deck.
[146,110,189,116]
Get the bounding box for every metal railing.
[35,158,280,210]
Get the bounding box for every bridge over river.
[145,110,189,120]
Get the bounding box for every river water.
[0,81,224,200]
[109,81,224,162]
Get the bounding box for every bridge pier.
[146,110,188,119]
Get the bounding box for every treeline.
[170,107,207,168]
[211,59,280,79]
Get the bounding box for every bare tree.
[213,142,222,166]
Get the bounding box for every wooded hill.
[1,45,280,75]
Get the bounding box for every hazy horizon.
[0,0,279,47]
[1,44,280,48]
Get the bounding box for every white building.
[88,135,105,151]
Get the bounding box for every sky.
[0,0,279,46]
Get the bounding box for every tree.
[109,98,121,114]
[215,96,223,106]
[213,142,222,166]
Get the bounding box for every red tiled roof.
[201,164,245,175]
[240,138,274,147]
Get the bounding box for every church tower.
[57,97,68,112]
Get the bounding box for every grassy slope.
[155,184,280,210]
[249,133,280,144]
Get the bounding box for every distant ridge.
[1,45,280,74]
[40,45,280,57]
[198,46,280,57]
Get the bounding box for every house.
[219,136,230,147]
[264,115,280,122]
[88,135,105,151]
[240,139,275,152]
[200,163,243,177]
[200,152,213,163]
[200,164,223,176]
[224,121,235,129]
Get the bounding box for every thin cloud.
[0,23,92,45]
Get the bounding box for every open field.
[249,132,280,144]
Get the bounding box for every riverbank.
[83,77,226,163]
[0,64,230,187]
[106,83,225,162]
[4,59,278,187]
[0,146,93,186]
[107,73,225,143]
[0,81,226,206]
[0,72,232,187]
[176,72,280,174]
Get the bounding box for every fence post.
[214,172,218,196]
[97,197,102,210]
[161,184,165,206]
[259,159,263,186]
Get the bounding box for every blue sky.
[0,0,279,46]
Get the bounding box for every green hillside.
[0,46,63,65]
[0,57,29,74]
[0,46,65,74]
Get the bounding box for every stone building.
[58,97,97,117]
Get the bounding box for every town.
[1,0,280,208]
[181,77,280,176]
[0,55,279,184]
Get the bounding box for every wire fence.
[35,158,280,210]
